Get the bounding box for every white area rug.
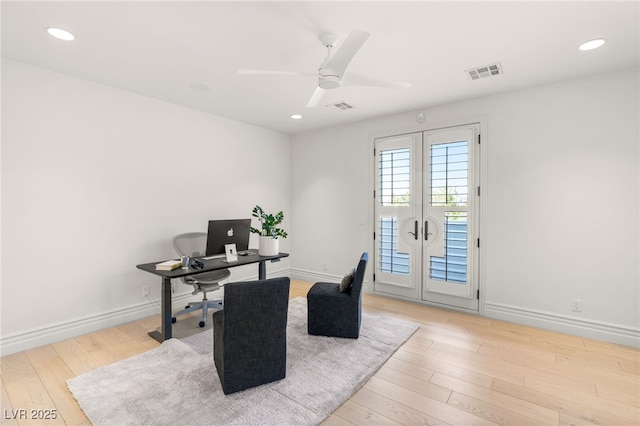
[67,297,419,425]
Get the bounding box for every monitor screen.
[205,219,251,255]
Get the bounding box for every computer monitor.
[205,219,251,256]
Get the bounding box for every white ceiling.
[2,1,638,134]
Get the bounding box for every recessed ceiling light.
[290,114,302,120]
[579,38,606,51]
[46,27,75,41]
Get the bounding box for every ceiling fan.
[238,29,411,108]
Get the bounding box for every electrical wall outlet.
[571,298,582,312]
[142,286,150,298]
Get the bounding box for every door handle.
[408,220,418,240]
[425,221,429,241]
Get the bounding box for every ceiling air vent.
[328,101,354,110]
[465,63,503,80]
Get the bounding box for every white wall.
[290,67,639,346]
[2,60,638,352]
[1,59,291,354]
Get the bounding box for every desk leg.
[258,261,266,280]
[148,277,172,343]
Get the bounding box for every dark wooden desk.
[136,252,289,342]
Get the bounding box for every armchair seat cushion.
[309,282,351,301]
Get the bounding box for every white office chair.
[172,232,231,328]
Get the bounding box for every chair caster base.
[199,321,205,328]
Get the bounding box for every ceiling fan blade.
[306,86,326,108]
[323,29,370,77]
[343,73,412,90]
[238,69,305,76]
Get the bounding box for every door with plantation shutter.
[422,126,479,311]
[373,133,422,300]
[374,124,480,312]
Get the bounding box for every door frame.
[367,115,487,315]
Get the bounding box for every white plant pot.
[259,236,280,256]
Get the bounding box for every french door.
[374,124,480,312]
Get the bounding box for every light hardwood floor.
[2,280,638,425]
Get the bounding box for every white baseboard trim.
[1,291,186,357]
[289,267,342,284]
[0,268,292,356]
[8,269,634,355]
[485,302,640,348]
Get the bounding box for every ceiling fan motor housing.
[318,72,341,89]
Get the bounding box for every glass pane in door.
[429,212,467,283]
[379,148,410,207]
[428,140,468,285]
[379,216,409,274]
[378,147,411,275]
[430,141,468,207]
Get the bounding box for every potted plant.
[250,205,288,256]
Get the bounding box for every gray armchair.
[172,232,230,327]
[213,277,290,395]
[307,252,368,338]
